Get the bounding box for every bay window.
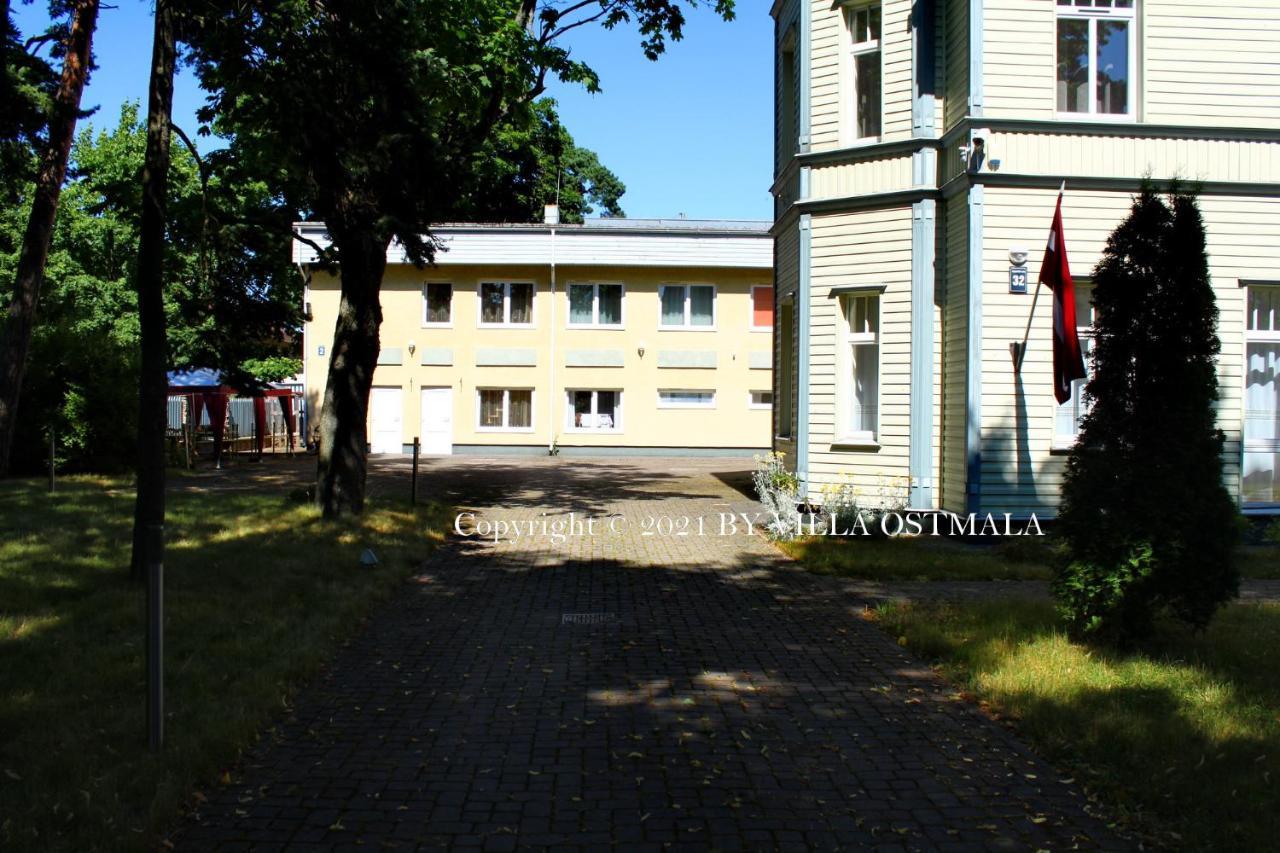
[845,3,881,140]
[840,292,880,441]
[1054,284,1096,447]
[1056,0,1135,117]
[1245,285,1280,505]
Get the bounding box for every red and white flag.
[1039,187,1088,404]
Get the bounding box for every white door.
[369,387,403,454]
[420,387,453,455]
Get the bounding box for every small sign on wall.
[318,345,326,356]
[1009,267,1028,294]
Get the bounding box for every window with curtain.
[1054,284,1096,447]
[1056,0,1135,117]
[841,292,879,440]
[477,389,533,430]
[423,282,452,325]
[659,284,716,329]
[1245,285,1280,504]
[846,3,881,140]
[479,282,535,326]
[568,283,623,327]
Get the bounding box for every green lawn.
[0,472,451,852]
[876,598,1280,850]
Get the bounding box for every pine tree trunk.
[130,0,176,582]
[0,0,99,475]
[315,227,387,518]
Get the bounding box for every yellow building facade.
[296,218,775,455]
[772,0,1280,515]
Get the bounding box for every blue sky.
[13,1,774,221]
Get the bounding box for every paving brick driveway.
[179,456,1126,851]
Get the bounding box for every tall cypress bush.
[1055,188,1238,641]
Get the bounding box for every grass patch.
[1238,545,1280,579]
[0,473,451,851]
[778,534,1055,581]
[875,597,1280,850]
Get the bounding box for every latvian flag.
[1039,187,1088,404]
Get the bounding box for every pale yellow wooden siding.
[939,191,969,512]
[775,0,801,176]
[978,187,1274,513]
[942,0,969,130]
[881,0,915,140]
[983,0,1054,120]
[1145,1,1280,128]
[985,131,1280,185]
[805,206,914,504]
[808,152,914,199]
[810,0,843,151]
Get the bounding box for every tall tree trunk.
[0,0,98,475]
[130,0,176,582]
[316,226,387,518]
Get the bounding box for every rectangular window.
[479,282,534,326]
[567,390,621,432]
[750,391,774,409]
[841,292,880,441]
[658,390,716,409]
[1054,284,1096,447]
[1056,0,1135,117]
[846,3,882,140]
[423,282,452,325]
[567,283,623,327]
[477,389,532,430]
[1244,285,1280,504]
[659,285,716,329]
[751,285,774,330]
[778,299,795,438]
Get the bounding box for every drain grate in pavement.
[561,612,618,626]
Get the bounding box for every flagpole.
[1012,181,1066,374]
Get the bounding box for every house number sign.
[1009,266,1028,294]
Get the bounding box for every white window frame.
[1054,0,1137,121]
[565,389,623,433]
[566,282,625,329]
[1052,282,1096,450]
[422,281,453,328]
[477,281,536,328]
[837,291,881,444]
[658,390,716,410]
[475,388,535,433]
[749,390,774,410]
[840,1,883,144]
[750,285,774,332]
[658,284,717,331]
[1243,283,1280,508]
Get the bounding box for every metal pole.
[48,429,55,493]
[411,436,420,505]
[146,522,164,750]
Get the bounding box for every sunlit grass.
[876,598,1280,850]
[0,473,451,852]
[778,534,1055,581]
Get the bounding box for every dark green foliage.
[1056,189,1238,641]
[0,3,58,201]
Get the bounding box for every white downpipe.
[548,226,557,453]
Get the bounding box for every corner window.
[477,389,532,430]
[751,285,774,330]
[1056,0,1135,117]
[659,285,716,329]
[750,390,774,410]
[567,390,621,432]
[840,292,880,441]
[1054,284,1095,447]
[423,282,452,326]
[479,282,534,326]
[845,3,882,140]
[568,283,623,327]
[658,390,715,409]
[1244,285,1280,504]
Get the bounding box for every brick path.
[178,456,1129,851]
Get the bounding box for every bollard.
[411,436,420,506]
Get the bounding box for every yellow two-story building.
[296,214,775,455]
[772,0,1280,515]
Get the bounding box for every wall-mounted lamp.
[637,341,647,359]
[407,340,416,356]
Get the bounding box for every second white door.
[369,387,403,454]
[420,386,453,455]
